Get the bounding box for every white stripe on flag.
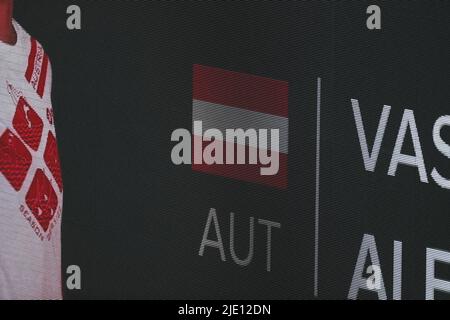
[193,99,288,154]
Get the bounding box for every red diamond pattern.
[44,132,63,192]
[0,129,32,191]
[13,97,43,151]
[25,169,58,232]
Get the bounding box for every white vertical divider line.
[314,77,321,298]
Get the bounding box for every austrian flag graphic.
[192,64,288,189]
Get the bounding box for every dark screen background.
[13,0,450,299]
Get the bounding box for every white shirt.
[0,20,62,300]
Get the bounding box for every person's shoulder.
[13,19,53,99]
[13,19,50,59]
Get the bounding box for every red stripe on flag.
[25,38,37,82]
[191,136,288,189]
[37,54,49,98]
[193,64,288,118]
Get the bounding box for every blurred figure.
[0,0,63,299]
